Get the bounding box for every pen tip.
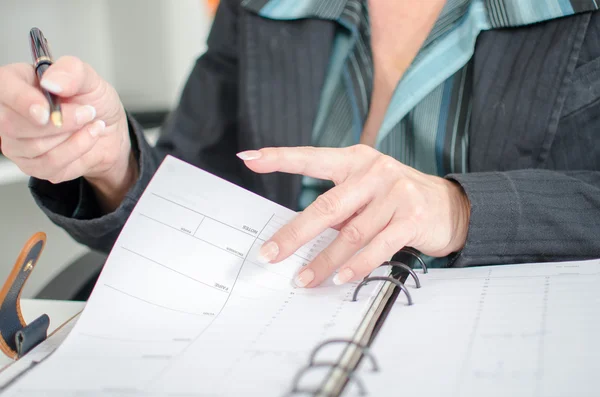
[50,111,62,128]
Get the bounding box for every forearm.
[447,169,600,266]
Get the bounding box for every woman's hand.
[238,145,471,287]
[0,56,136,213]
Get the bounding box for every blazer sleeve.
[28,0,241,254]
[447,169,600,267]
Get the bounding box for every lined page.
[3,156,386,396]
[356,259,600,397]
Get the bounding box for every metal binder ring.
[309,339,379,372]
[352,277,413,306]
[289,362,367,396]
[399,247,428,273]
[379,261,421,288]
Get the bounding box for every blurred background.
[0,0,216,298]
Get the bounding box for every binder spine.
[288,248,427,396]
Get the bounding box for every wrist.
[85,145,139,215]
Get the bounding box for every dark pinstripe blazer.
[30,0,600,267]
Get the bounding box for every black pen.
[29,27,62,127]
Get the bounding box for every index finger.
[238,146,352,184]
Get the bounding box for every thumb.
[39,56,102,97]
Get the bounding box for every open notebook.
[1,156,598,396]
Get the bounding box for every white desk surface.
[0,299,85,367]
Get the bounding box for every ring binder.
[397,247,428,273]
[288,362,367,396]
[308,339,379,371]
[352,277,413,305]
[287,248,428,395]
[379,261,421,288]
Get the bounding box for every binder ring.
[309,339,379,372]
[379,261,421,288]
[289,362,367,396]
[352,277,413,305]
[399,247,428,273]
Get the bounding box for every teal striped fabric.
[241,0,599,267]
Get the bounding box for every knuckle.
[375,155,400,174]
[340,224,364,246]
[380,237,396,253]
[281,223,302,246]
[350,144,372,156]
[313,194,341,217]
[319,250,337,272]
[395,179,417,195]
[95,78,109,99]
[355,255,376,274]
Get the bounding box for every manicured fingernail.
[88,120,106,137]
[40,79,63,94]
[257,241,279,263]
[40,71,71,94]
[236,150,262,160]
[75,105,96,126]
[333,268,354,285]
[29,104,49,125]
[294,269,315,288]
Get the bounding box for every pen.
[29,27,62,127]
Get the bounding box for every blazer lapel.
[238,7,336,208]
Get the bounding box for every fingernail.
[257,241,279,264]
[88,120,106,137]
[294,269,315,288]
[29,104,49,125]
[333,268,354,285]
[75,105,96,126]
[40,79,63,94]
[236,150,262,161]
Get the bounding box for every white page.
[355,259,600,397]
[2,156,387,396]
[0,316,78,391]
